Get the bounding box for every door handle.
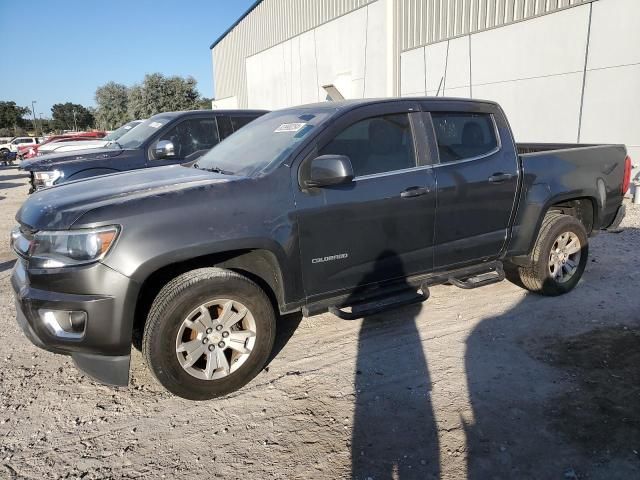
[488,172,513,184]
[400,186,430,198]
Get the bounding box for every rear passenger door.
[294,103,437,299]
[426,106,519,268]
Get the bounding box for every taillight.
[622,155,631,195]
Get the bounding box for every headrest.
[461,121,484,147]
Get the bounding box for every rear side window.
[231,116,257,132]
[319,113,416,177]
[431,113,498,163]
[216,116,233,139]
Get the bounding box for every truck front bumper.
[11,258,138,386]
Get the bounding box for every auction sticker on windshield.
[149,122,163,129]
[275,123,306,133]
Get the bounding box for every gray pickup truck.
[11,97,630,400]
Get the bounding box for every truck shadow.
[350,251,440,479]
[464,231,640,478]
[346,226,639,478]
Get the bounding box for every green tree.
[197,97,213,110]
[0,101,30,132]
[95,82,130,130]
[127,73,200,119]
[51,103,94,131]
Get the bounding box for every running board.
[448,263,505,290]
[329,284,429,320]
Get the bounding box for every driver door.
[293,102,437,300]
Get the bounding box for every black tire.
[142,268,276,400]
[508,212,588,296]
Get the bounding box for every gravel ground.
[0,166,638,480]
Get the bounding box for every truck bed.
[508,143,628,258]
[516,143,601,155]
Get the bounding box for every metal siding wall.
[400,0,594,51]
[213,0,375,106]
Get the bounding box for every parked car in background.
[20,110,267,192]
[35,120,144,157]
[0,136,40,155]
[10,98,630,399]
[20,135,102,160]
[18,132,108,160]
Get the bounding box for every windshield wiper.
[193,163,234,175]
[108,140,123,150]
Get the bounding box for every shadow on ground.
[0,182,25,190]
[345,230,639,479]
[0,259,16,273]
[350,252,440,479]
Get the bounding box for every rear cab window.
[431,112,498,163]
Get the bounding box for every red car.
[18,132,106,159]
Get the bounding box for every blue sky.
[0,0,255,118]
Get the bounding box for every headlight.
[11,225,119,268]
[33,170,63,188]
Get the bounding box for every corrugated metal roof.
[209,0,263,50]
[211,0,377,106]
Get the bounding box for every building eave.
[209,0,264,50]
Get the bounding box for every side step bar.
[448,263,505,290]
[329,283,429,320]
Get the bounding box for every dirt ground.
[0,166,638,480]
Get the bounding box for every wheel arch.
[507,192,598,265]
[132,248,286,346]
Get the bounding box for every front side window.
[155,118,219,159]
[319,113,416,177]
[431,112,498,163]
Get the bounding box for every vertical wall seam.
[313,29,320,102]
[468,33,473,97]
[362,5,370,97]
[442,39,450,94]
[577,1,593,143]
[424,46,428,95]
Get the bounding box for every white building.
[211,0,639,179]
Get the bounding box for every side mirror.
[154,140,175,159]
[302,154,354,188]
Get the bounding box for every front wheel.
[142,268,276,400]
[508,212,588,296]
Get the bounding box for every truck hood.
[16,165,236,230]
[20,148,126,171]
[39,139,109,153]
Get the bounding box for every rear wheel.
[508,212,588,296]
[142,268,276,400]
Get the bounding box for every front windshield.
[194,108,333,176]
[109,116,172,149]
[103,121,142,141]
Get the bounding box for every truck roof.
[282,97,500,113]
[150,109,269,119]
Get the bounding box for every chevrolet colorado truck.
[11,98,631,400]
[20,109,266,192]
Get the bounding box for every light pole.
[39,113,44,135]
[72,109,78,132]
[31,100,38,137]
